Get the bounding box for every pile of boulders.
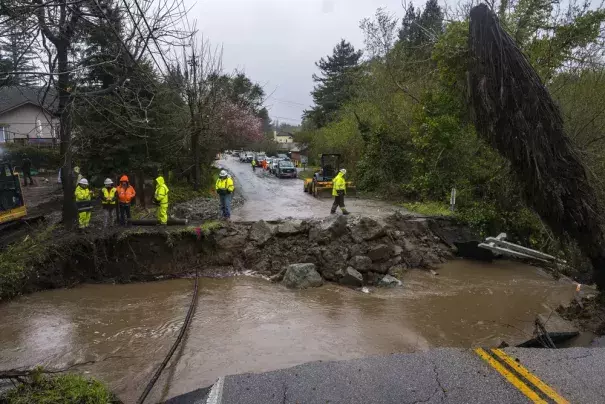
[207,213,457,289]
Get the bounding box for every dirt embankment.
[1,213,475,300]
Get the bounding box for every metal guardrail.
[478,233,567,264]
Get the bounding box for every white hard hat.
[104,178,114,186]
[79,178,89,185]
[339,168,347,175]
[219,170,228,177]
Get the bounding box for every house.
[0,87,58,145]
[273,130,294,144]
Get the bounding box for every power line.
[272,115,301,123]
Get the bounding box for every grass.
[0,224,57,301]
[402,201,453,217]
[0,369,118,404]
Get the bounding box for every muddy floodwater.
[0,260,578,402]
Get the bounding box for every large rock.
[309,215,348,244]
[368,244,392,262]
[276,220,304,236]
[348,255,373,272]
[216,234,247,250]
[282,263,324,289]
[339,267,363,287]
[378,274,402,288]
[249,220,273,246]
[349,217,387,242]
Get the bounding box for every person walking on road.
[75,178,93,228]
[154,175,169,225]
[216,170,235,220]
[21,155,34,186]
[101,178,117,228]
[252,159,257,172]
[117,175,136,225]
[330,169,350,215]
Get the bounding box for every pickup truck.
[276,160,297,178]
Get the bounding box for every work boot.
[330,210,336,215]
[342,209,350,215]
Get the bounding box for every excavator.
[303,153,356,198]
[0,160,27,226]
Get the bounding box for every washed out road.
[217,156,405,221]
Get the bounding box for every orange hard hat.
[120,175,129,182]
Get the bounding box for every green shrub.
[0,369,118,404]
[0,144,61,171]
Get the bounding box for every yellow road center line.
[474,348,548,404]
[491,349,570,404]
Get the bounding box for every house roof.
[0,86,58,115]
[276,131,294,137]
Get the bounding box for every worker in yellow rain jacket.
[330,169,350,215]
[216,170,235,219]
[101,178,117,228]
[154,176,169,225]
[74,178,93,228]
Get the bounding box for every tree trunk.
[192,126,200,190]
[57,42,77,228]
[137,170,146,208]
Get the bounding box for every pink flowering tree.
[214,100,264,146]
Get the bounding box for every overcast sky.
[189,0,415,125]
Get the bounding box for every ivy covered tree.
[304,39,362,128]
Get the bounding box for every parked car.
[270,158,283,174]
[276,160,297,178]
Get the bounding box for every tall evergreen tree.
[304,39,362,128]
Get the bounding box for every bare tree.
[0,0,191,227]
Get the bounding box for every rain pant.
[154,176,169,224]
[75,185,92,228]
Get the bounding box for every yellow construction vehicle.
[303,153,356,198]
[0,160,27,225]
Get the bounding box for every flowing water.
[0,260,579,402]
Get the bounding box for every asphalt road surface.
[168,347,605,403]
[217,157,406,221]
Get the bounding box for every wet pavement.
[175,347,605,404]
[216,157,406,221]
[0,260,580,402]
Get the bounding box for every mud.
[0,260,580,403]
[558,296,605,336]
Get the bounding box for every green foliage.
[0,368,117,404]
[1,144,61,170]
[403,201,452,216]
[301,0,605,264]
[0,224,56,301]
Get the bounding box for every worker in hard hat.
[251,158,257,172]
[216,169,235,219]
[101,178,117,228]
[117,175,136,225]
[74,178,93,228]
[153,175,169,225]
[330,168,350,215]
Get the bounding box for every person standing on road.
[216,170,235,220]
[330,169,350,215]
[154,175,169,225]
[21,155,34,186]
[117,175,136,226]
[74,178,93,228]
[252,158,257,172]
[101,178,117,228]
